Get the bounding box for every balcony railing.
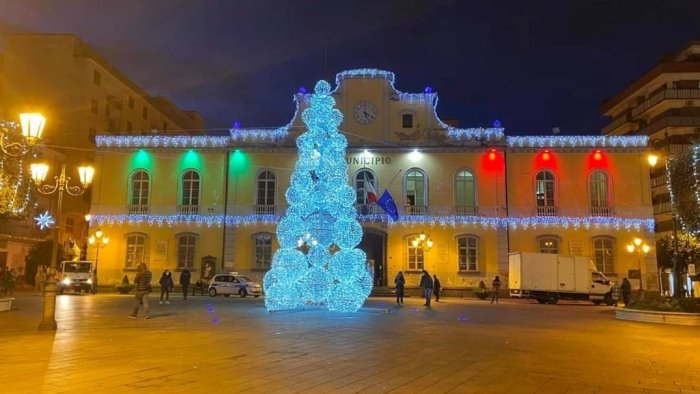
[632,89,700,118]
[177,204,200,215]
[601,114,631,135]
[536,206,557,217]
[403,205,428,216]
[355,204,383,215]
[590,206,613,217]
[455,205,478,216]
[653,201,673,215]
[639,115,700,136]
[254,204,276,215]
[128,204,149,215]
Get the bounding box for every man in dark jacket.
[620,277,632,306]
[130,263,152,319]
[433,274,442,302]
[180,269,191,300]
[419,270,433,307]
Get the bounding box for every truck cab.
[57,261,95,294]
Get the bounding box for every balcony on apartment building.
[631,88,700,118]
[638,107,700,136]
[601,112,633,135]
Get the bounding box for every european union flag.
[376,190,399,221]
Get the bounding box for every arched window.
[354,169,378,214]
[180,170,200,214]
[457,235,479,272]
[253,232,274,269]
[405,168,427,215]
[538,236,560,254]
[129,170,150,214]
[590,170,611,216]
[455,170,476,215]
[535,170,556,216]
[406,234,425,271]
[256,170,276,214]
[176,233,197,269]
[592,236,615,273]
[125,232,147,269]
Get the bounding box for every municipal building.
[89,69,657,293]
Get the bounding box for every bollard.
[38,267,57,331]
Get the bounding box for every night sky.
[1,0,699,135]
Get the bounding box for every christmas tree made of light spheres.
[263,80,372,312]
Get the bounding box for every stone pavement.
[1,291,699,394]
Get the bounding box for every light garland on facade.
[91,213,654,232]
[96,135,230,148]
[335,68,396,85]
[506,135,648,148]
[447,127,505,142]
[692,146,700,231]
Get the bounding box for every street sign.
[688,263,696,276]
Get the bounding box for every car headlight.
[62,278,71,285]
[87,278,93,284]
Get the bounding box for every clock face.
[353,102,376,125]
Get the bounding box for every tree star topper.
[34,210,55,230]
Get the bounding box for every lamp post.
[31,161,94,331]
[626,237,650,293]
[88,229,108,293]
[411,231,434,271]
[0,113,45,157]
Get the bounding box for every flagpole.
[386,169,402,187]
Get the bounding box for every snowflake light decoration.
[34,210,55,230]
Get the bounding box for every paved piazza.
[1,292,698,394]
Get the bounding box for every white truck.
[508,252,613,305]
[57,260,95,294]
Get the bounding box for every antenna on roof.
[552,127,560,135]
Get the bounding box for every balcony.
[455,205,478,216]
[536,206,557,217]
[639,115,700,136]
[590,206,613,217]
[653,201,673,215]
[632,89,700,118]
[177,205,200,215]
[254,204,276,215]
[601,113,632,135]
[403,205,428,216]
[355,204,383,215]
[128,204,149,215]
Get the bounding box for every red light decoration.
[593,149,602,161]
[488,149,497,161]
[542,150,551,161]
[587,148,610,170]
[481,148,503,173]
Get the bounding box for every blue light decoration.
[506,135,648,148]
[263,80,372,313]
[34,210,55,230]
[96,135,230,148]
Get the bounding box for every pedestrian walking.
[611,281,621,307]
[159,270,174,304]
[433,274,442,302]
[419,270,433,307]
[130,263,152,319]
[490,275,501,304]
[180,268,191,300]
[394,271,405,307]
[7,268,16,296]
[620,277,632,306]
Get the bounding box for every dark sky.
[1,0,699,135]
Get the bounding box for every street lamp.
[626,237,650,292]
[0,113,45,157]
[88,229,108,293]
[412,231,434,250]
[31,162,94,331]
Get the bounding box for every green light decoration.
[179,149,202,171]
[263,80,372,312]
[229,149,250,176]
[130,150,153,171]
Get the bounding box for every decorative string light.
[507,135,648,148]
[96,135,230,148]
[91,213,654,232]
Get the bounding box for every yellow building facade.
[90,69,656,293]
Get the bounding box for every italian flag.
[366,180,378,203]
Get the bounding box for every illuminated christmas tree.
[263,80,372,312]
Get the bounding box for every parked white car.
[208,273,262,298]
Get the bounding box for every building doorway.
[359,228,386,287]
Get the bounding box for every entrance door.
[358,229,386,287]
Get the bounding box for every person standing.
[159,270,174,304]
[621,277,632,306]
[34,266,45,295]
[130,263,152,319]
[180,269,191,300]
[394,271,405,307]
[611,281,621,307]
[419,270,433,307]
[433,274,442,302]
[491,275,501,304]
